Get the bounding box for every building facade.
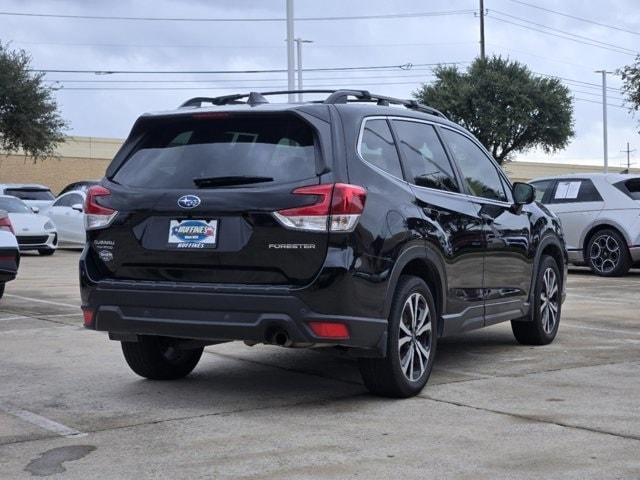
[1,136,638,194]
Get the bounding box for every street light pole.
[286,0,295,102]
[294,38,313,102]
[596,70,612,173]
[479,0,485,60]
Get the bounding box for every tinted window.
[392,120,458,192]
[549,179,603,203]
[113,114,317,189]
[530,180,554,203]
[359,119,403,178]
[5,188,54,201]
[614,178,640,200]
[440,129,507,201]
[54,193,83,207]
[0,197,32,213]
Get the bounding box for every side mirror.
[31,206,40,214]
[71,203,84,213]
[512,182,535,205]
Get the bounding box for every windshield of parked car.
[0,197,33,213]
[4,188,55,201]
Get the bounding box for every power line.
[43,73,437,84]
[53,80,439,91]
[10,39,476,50]
[487,14,637,56]
[29,61,469,75]
[504,0,640,36]
[0,9,475,22]
[489,10,638,56]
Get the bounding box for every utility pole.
[621,142,636,170]
[295,38,313,102]
[286,0,295,102]
[479,0,485,60]
[595,70,612,173]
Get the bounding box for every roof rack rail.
[179,89,447,119]
[323,90,447,119]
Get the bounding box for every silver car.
[529,173,640,276]
[0,184,55,213]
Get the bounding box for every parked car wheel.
[0,282,4,299]
[38,248,55,256]
[586,229,631,277]
[121,336,203,380]
[512,255,561,345]
[358,275,437,398]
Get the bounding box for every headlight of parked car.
[44,221,55,230]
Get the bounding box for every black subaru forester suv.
[80,90,567,398]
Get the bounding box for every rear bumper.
[80,256,387,356]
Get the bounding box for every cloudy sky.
[2,0,639,166]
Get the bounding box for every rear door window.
[112,114,318,189]
[392,120,459,192]
[359,119,403,178]
[549,179,603,203]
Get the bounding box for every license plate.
[168,219,218,249]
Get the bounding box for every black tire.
[585,229,631,277]
[0,282,4,299]
[358,275,437,398]
[38,248,55,256]
[512,255,561,345]
[121,336,203,380]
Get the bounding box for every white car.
[0,196,57,256]
[46,190,86,247]
[0,184,55,212]
[529,173,640,276]
[0,210,20,299]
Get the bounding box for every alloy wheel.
[589,234,621,274]
[398,292,432,382]
[539,267,559,335]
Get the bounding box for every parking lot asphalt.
[0,250,639,479]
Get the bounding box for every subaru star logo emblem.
[177,195,201,209]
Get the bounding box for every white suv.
[530,173,640,276]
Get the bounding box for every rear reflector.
[273,183,366,232]
[85,186,117,230]
[82,308,94,327]
[308,321,350,339]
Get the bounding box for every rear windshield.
[615,178,640,200]
[4,188,54,201]
[112,114,317,189]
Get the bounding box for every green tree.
[0,42,66,160]
[619,55,640,129]
[414,56,574,164]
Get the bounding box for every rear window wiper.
[193,175,274,188]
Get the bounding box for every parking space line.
[0,313,80,322]
[4,294,79,309]
[0,402,86,438]
[562,322,640,337]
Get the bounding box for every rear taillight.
[0,216,14,234]
[84,186,117,230]
[273,183,367,232]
